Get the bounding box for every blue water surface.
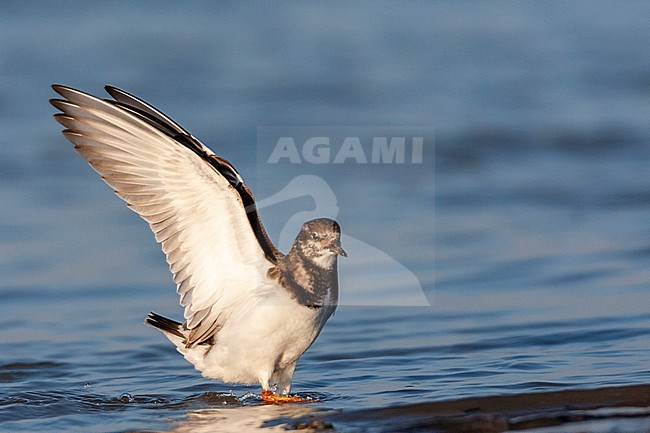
[1,1,649,432]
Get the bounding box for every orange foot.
[261,390,305,403]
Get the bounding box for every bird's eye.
[310,232,319,241]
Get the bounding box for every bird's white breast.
[190,287,326,384]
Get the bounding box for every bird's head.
[294,218,347,269]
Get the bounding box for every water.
[1,1,650,431]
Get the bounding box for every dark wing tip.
[49,98,71,110]
[104,85,126,100]
[51,84,77,97]
[51,85,68,99]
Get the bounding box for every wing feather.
[51,85,280,347]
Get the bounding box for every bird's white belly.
[191,298,325,385]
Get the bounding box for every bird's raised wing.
[50,85,282,347]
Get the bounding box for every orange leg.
[261,389,304,403]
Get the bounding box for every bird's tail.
[145,312,187,348]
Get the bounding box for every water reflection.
[165,404,329,433]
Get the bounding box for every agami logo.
[267,136,424,164]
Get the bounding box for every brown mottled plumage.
[272,219,344,310]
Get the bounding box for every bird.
[50,85,346,403]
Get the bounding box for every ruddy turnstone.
[50,85,346,403]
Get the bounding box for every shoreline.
[288,384,650,432]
